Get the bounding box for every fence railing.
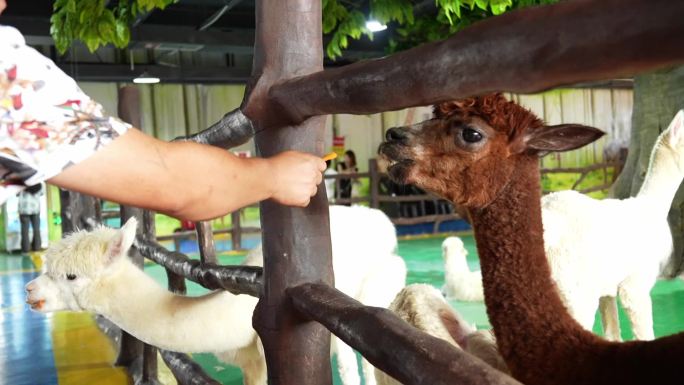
[327,159,463,229]
[540,161,623,195]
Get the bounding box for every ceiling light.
[366,20,387,32]
[133,72,160,84]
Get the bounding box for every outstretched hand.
[266,151,326,207]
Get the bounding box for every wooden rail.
[540,161,622,195]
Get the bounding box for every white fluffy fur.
[441,237,484,301]
[542,110,684,341]
[438,110,684,341]
[374,284,507,385]
[26,205,406,385]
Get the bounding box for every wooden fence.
[56,2,677,383]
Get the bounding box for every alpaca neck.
[468,157,684,385]
[636,144,684,211]
[89,261,257,353]
[468,157,601,382]
[445,251,470,275]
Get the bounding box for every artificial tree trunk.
[610,65,684,277]
[115,86,161,385]
[244,1,334,385]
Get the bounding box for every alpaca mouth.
[386,159,414,183]
[378,142,415,183]
[26,298,45,310]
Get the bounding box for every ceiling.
[1,0,391,83]
[1,1,632,88]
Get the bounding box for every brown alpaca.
[379,94,684,385]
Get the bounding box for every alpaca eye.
[462,128,483,143]
[66,274,77,281]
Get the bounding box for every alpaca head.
[378,94,604,208]
[442,236,470,272]
[442,236,467,260]
[25,218,137,312]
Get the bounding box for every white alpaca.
[374,284,507,385]
[542,111,684,341]
[441,237,484,301]
[26,205,407,385]
[439,110,684,341]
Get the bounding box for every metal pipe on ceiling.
[198,0,244,31]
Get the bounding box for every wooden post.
[196,221,217,264]
[115,85,144,369]
[59,190,100,233]
[369,159,379,209]
[115,85,160,385]
[230,210,241,251]
[141,210,161,384]
[244,1,333,384]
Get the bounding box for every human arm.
[0,26,324,219]
[49,128,326,221]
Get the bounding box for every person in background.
[0,0,325,220]
[18,182,42,253]
[337,150,358,205]
[324,159,338,201]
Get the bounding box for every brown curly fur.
[381,94,684,385]
[433,94,544,140]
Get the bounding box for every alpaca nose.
[385,127,408,142]
[25,282,35,292]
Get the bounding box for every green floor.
[143,233,684,384]
[399,234,684,338]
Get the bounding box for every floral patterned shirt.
[0,25,130,203]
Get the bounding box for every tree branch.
[289,283,521,385]
[135,238,262,297]
[266,0,684,126]
[174,108,255,149]
[159,350,221,385]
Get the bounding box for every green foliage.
[323,0,415,59]
[324,0,559,59]
[50,0,176,54]
[541,168,616,199]
[51,0,558,58]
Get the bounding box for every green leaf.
[114,19,130,47]
[50,0,178,53]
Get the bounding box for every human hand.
[266,151,326,207]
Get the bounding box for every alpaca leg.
[618,284,655,340]
[361,357,378,385]
[333,337,361,385]
[237,356,267,385]
[242,367,267,385]
[598,296,622,341]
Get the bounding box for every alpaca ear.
[666,110,684,143]
[106,218,138,264]
[438,307,473,348]
[513,124,605,155]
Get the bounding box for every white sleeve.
[0,25,130,201]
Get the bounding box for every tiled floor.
[1,256,58,385]
[2,234,684,384]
